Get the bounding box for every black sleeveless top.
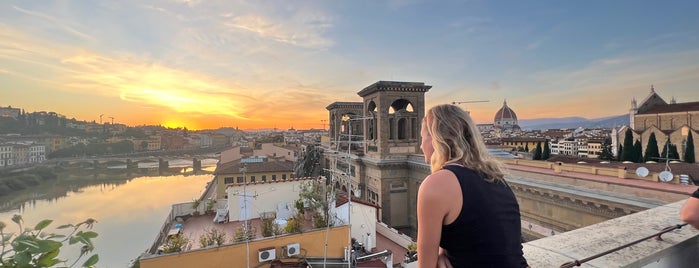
[439,165,528,268]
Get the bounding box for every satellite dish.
[635,167,649,178]
[659,171,674,182]
[353,190,361,198]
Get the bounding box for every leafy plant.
[0,215,99,268]
[405,243,418,262]
[232,223,255,243]
[162,234,190,253]
[205,199,217,214]
[284,218,301,234]
[191,199,201,216]
[261,218,284,238]
[198,228,226,248]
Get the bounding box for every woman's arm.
[680,189,699,229]
[417,171,454,268]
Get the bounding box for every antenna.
[451,100,489,105]
[451,100,489,115]
[635,167,649,177]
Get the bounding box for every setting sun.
[162,120,192,130]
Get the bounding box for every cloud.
[223,13,334,49]
[516,49,699,117]
[12,5,96,42]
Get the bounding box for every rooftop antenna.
[649,141,679,182]
[451,100,490,114]
[451,100,490,105]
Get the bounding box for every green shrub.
[0,215,99,267]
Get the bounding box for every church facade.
[612,85,699,161]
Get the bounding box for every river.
[0,166,215,268]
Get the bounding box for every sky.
[1,0,698,130]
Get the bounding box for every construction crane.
[452,100,490,105]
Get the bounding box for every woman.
[417,104,528,268]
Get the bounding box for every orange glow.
[162,120,190,129]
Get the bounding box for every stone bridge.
[47,155,218,170]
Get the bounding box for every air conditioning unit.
[258,247,276,262]
[283,243,301,257]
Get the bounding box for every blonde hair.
[424,104,506,182]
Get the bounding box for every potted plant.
[192,198,201,216]
[205,199,217,215]
[405,243,418,263]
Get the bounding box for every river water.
[0,166,215,268]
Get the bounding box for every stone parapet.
[523,200,699,267]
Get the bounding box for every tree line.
[617,128,695,163]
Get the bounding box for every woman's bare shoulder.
[420,169,459,195]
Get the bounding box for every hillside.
[519,114,629,130]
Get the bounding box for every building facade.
[323,81,431,233]
[614,86,699,161]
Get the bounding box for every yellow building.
[501,137,547,152]
[139,226,349,268]
[213,159,295,199]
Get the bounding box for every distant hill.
[519,114,629,130]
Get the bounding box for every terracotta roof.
[501,137,547,142]
[638,101,699,114]
[335,192,381,209]
[214,160,294,175]
[546,155,699,183]
[494,100,518,121]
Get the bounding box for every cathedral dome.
[494,100,519,130]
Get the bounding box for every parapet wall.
[522,200,699,267]
[501,158,684,184]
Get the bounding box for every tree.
[633,140,643,163]
[0,215,99,267]
[660,138,671,160]
[533,142,542,160]
[621,128,635,161]
[599,137,614,161]
[643,132,659,162]
[685,131,695,163]
[542,141,551,160]
[617,145,623,161]
[669,144,680,160]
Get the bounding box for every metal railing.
[560,223,689,268]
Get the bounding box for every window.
[250,176,256,182]
[224,177,234,184]
[262,175,267,182]
[282,174,287,180]
[236,177,245,183]
[272,175,277,181]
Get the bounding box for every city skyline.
[2,1,699,130]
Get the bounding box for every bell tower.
[357,81,431,159]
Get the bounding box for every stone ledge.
[523,200,699,267]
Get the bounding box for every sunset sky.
[1,1,698,130]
